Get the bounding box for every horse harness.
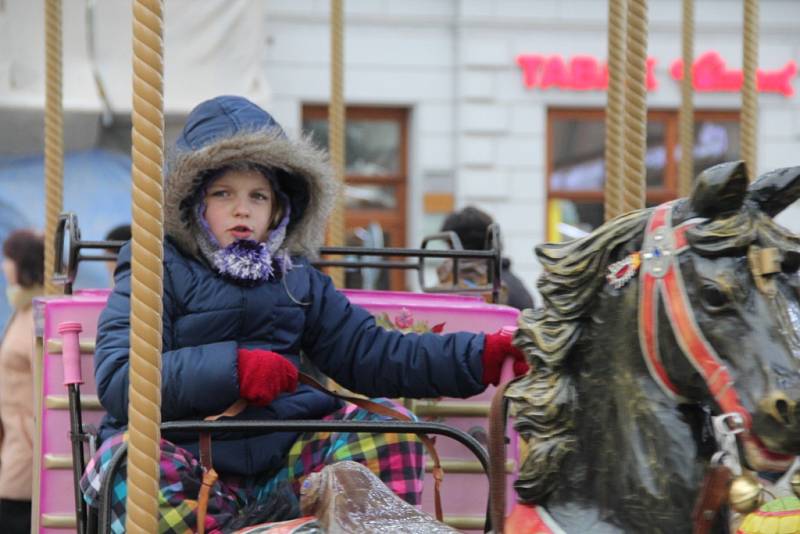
[636,203,754,424]
[486,202,795,533]
[628,202,789,532]
[635,203,793,446]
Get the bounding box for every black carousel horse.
[506,161,800,533]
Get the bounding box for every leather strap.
[641,204,751,422]
[488,379,519,534]
[297,372,445,522]
[198,400,248,471]
[197,399,248,534]
[196,467,218,534]
[199,432,213,475]
[194,376,446,524]
[691,464,733,534]
[207,399,249,422]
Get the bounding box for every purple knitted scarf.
[194,199,293,283]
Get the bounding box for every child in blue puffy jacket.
[81,95,526,533]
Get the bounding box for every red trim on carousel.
[506,503,564,534]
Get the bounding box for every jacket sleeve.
[94,244,240,423]
[300,267,487,399]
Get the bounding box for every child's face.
[204,169,275,247]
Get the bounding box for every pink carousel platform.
[33,288,520,533]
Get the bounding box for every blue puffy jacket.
[95,240,486,475]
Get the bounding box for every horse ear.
[689,161,749,217]
[746,166,800,217]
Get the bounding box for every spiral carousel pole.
[328,0,346,287]
[125,0,165,532]
[678,0,695,197]
[741,0,759,181]
[604,0,626,221]
[44,0,63,295]
[621,0,649,213]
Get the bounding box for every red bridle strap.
[638,203,751,427]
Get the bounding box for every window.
[302,106,409,290]
[547,109,740,241]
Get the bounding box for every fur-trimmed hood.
[165,95,336,259]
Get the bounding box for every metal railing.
[53,213,504,302]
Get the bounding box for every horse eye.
[782,251,800,274]
[700,284,729,309]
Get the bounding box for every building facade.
[1,0,799,297]
[260,0,800,293]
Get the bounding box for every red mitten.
[237,348,299,406]
[481,330,529,386]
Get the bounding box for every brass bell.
[791,470,800,498]
[729,472,764,514]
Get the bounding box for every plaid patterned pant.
[80,399,424,534]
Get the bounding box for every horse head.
[507,161,800,533]
[666,162,800,466]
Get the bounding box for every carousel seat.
[34,288,519,533]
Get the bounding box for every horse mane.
[508,200,800,504]
[686,204,800,257]
[507,208,649,503]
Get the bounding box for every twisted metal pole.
[678,0,695,197]
[44,0,63,295]
[125,1,164,532]
[621,0,648,213]
[604,0,626,221]
[741,0,759,181]
[328,0,346,287]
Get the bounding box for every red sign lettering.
[646,58,659,91]
[570,56,601,90]
[517,51,796,97]
[516,54,658,91]
[517,55,545,88]
[670,51,797,97]
[540,55,570,89]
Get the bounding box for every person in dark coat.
[81,96,527,533]
[438,206,535,311]
[103,224,131,282]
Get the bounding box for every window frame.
[302,105,409,290]
[546,107,740,237]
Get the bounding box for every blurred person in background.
[438,206,534,311]
[0,229,44,533]
[104,224,131,283]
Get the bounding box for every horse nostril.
[776,399,791,424]
[760,391,797,427]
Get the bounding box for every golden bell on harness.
[729,472,765,514]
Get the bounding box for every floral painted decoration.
[375,307,445,334]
